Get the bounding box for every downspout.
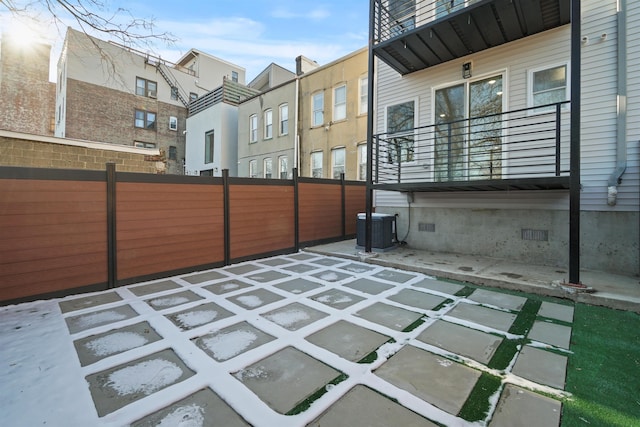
[294,77,300,175]
[607,0,627,206]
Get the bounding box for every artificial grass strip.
[402,316,426,332]
[561,304,640,426]
[286,373,348,416]
[457,372,502,422]
[508,299,541,336]
[488,338,522,370]
[455,286,477,298]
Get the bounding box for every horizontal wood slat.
[298,183,343,243]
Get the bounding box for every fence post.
[293,168,300,251]
[222,169,231,266]
[340,172,346,237]
[106,163,117,289]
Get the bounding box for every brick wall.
[64,79,187,174]
[0,36,55,136]
[0,134,161,173]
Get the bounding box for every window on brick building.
[169,116,178,131]
[135,110,156,129]
[136,77,157,98]
[134,141,156,148]
[169,146,177,160]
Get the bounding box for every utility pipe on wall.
[607,0,628,206]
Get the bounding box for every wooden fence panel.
[0,178,108,300]
[116,181,224,281]
[229,183,295,260]
[298,182,342,243]
[345,184,367,235]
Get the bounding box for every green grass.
[458,372,503,422]
[562,304,640,426]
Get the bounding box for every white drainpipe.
[607,0,628,206]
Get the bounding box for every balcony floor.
[371,176,571,193]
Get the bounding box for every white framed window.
[311,151,323,178]
[134,141,156,148]
[264,157,273,178]
[386,100,415,163]
[249,159,257,178]
[331,147,346,179]
[279,156,288,179]
[249,114,258,143]
[205,130,214,164]
[169,116,178,131]
[279,103,289,135]
[359,76,368,115]
[189,92,198,102]
[529,63,569,113]
[312,92,324,127]
[357,143,367,181]
[135,110,156,129]
[232,71,239,82]
[264,109,273,139]
[136,77,157,98]
[333,84,346,121]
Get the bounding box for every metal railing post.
[106,162,117,289]
[447,122,453,181]
[555,102,562,176]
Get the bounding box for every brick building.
[0,34,55,136]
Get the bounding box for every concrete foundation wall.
[377,206,640,276]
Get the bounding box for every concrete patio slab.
[309,257,344,266]
[131,387,250,427]
[512,345,567,389]
[447,302,517,332]
[375,345,481,415]
[338,262,377,273]
[273,278,324,294]
[416,320,503,364]
[538,301,574,323]
[65,304,139,334]
[489,384,562,427]
[203,279,252,295]
[412,278,465,295]
[59,291,123,313]
[355,302,424,331]
[145,290,203,311]
[373,269,417,284]
[468,289,527,311]
[127,280,182,297]
[261,302,329,331]
[193,321,275,362]
[225,263,263,275]
[307,385,438,427]
[232,346,342,414]
[309,288,365,309]
[73,321,162,366]
[183,270,228,284]
[247,270,292,283]
[227,288,285,310]
[310,270,352,283]
[281,263,320,274]
[305,320,390,362]
[287,253,317,261]
[86,348,195,417]
[257,257,294,267]
[528,321,572,349]
[165,301,235,330]
[344,277,394,295]
[388,289,447,311]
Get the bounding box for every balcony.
[371,102,571,192]
[372,0,571,75]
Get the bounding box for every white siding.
[625,0,640,208]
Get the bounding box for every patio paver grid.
[57,252,572,426]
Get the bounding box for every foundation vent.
[521,229,549,241]
[418,223,436,232]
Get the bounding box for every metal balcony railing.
[372,102,570,189]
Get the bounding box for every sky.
[0,0,370,82]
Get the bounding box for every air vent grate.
[521,229,549,241]
[418,223,436,232]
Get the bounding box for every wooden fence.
[0,165,366,304]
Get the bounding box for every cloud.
[271,7,331,20]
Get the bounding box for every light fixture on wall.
[462,61,472,79]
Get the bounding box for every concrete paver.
[412,277,465,295]
[65,304,138,334]
[538,301,574,322]
[344,277,394,294]
[193,321,275,362]
[183,270,228,284]
[203,279,252,295]
[489,384,562,427]
[305,320,390,362]
[355,301,424,331]
[388,288,447,311]
[528,321,572,349]
[145,290,203,310]
[227,288,285,310]
[128,280,181,297]
[468,289,527,311]
[59,291,123,313]
[262,302,329,331]
[447,302,517,332]
[274,278,324,294]
[512,346,568,389]
[309,288,365,309]
[165,301,235,330]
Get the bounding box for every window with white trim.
[264,109,273,139]
[264,157,273,178]
[205,130,214,164]
[249,114,258,143]
[357,143,367,181]
[279,156,288,179]
[333,85,346,121]
[311,151,323,178]
[530,64,568,112]
[359,76,368,115]
[249,159,257,178]
[169,116,178,131]
[279,103,289,135]
[312,92,324,127]
[332,147,345,179]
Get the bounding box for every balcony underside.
[371,176,570,192]
[374,0,571,75]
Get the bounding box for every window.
[311,151,323,178]
[312,92,324,127]
[332,147,346,179]
[249,160,257,178]
[264,158,273,178]
[388,0,415,36]
[171,87,179,100]
[135,110,156,129]
[279,156,288,179]
[205,130,214,164]
[279,104,289,135]
[264,109,273,139]
[169,116,178,131]
[359,76,368,115]
[386,101,415,163]
[333,85,346,121]
[169,146,177,160]
[231,71,239,83]
[134,141,156,148]
[200,169,213,176]
[189,92,198,103]
[136,77,157,98]
[249,114,258,143]
[530,64,568,112]
[358,143,367,181]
